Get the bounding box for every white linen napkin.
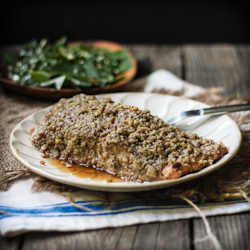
[1,69,249,237]
[127,69,204,97]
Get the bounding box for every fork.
[167,103,250,125]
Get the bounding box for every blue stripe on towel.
[0,197,247,220]
[0,198,187,218]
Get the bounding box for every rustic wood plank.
[193,213,250,250]
[126,45,182,79]
[235,45,250,98]
[22,230,109,250]
[183,44,250,97]
[115,226,138,250]
[131,221,191,250]
[21,221,191,250]
[132,223,160,250]
[22,226,136,250]
[0,235,23,250]
[155,220,190,250]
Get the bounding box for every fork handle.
[201,103,250,115]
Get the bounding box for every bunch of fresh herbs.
[1,37,133,90]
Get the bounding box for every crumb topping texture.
[31,94,228,182]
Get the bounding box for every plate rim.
[9,92,242,192]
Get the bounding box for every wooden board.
[1,44,250,250]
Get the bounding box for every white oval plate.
[10,93,242,192]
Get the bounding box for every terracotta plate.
[0,41,137,100]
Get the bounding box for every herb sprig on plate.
[2,37,133,90]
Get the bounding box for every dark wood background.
[1,1,249,46]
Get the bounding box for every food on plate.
[1,37,133,90]
[30,94,228,182]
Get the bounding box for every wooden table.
[1,44,250,250]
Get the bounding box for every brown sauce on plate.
[45,158,124,182]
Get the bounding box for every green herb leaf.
[117,59,132,73]
[67,76,92,87]
[52,63,84,77]
[40,75,66,90]
[83,60,99,79]
[31,70,52,82]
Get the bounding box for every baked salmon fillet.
[31,94,228,182]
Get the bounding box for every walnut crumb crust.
[31,94,228,182]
